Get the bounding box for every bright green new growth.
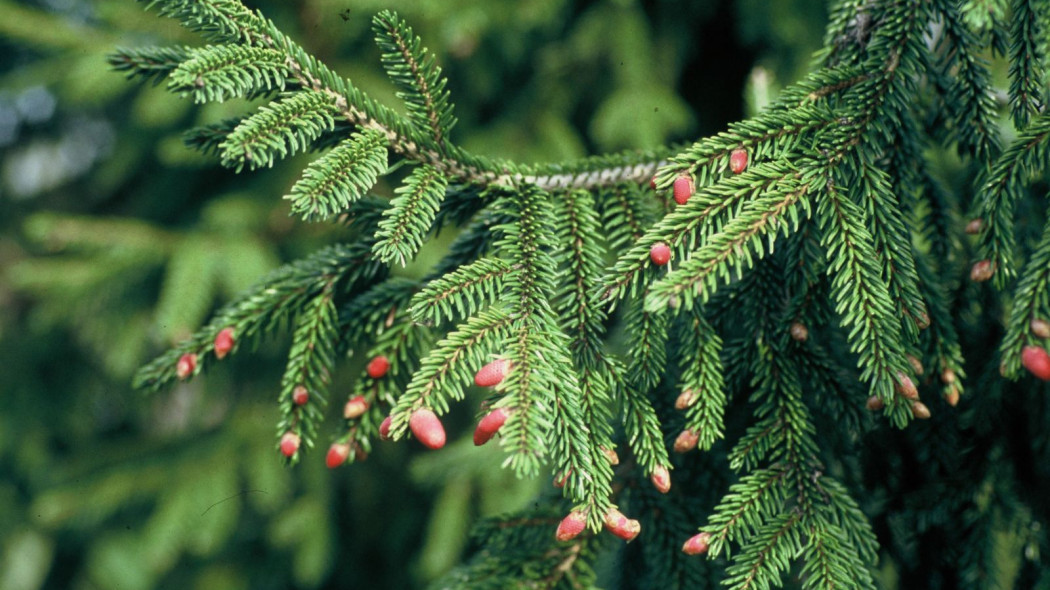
[117,0,1050,587]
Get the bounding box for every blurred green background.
[0,0,827,587]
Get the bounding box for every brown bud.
[674,429,700,453]
[601,447,620,465]
[603,508,641,541]
[940,368,956,384]
[1031,318,1050,339]
[555,510,588,542]
[964,218,984,235]
[553,470,572,489]
[866,395,884,411]
[343,395,369,419]
[911,400,931,419]
[915,311,931,330]
[943,387,959,407]
[789,322,809,342]
[896,373,919,400]
[651,466,671,494]
[970,260,994,282]
[675,389,697,410]
[682,532,712,555]
[907,355,924,376]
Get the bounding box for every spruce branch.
[1000,218,1050,377]
[409,257,513,326]
[373,164,449,266]
[219,90,339,171]
[167,44,288,103]
[108,45,194,84]
[372,10,457,147]
[285,128,388,221]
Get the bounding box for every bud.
[475,358,510,387]
[911,400,931,419]
[279,431,300,457]
[409,408,446,449]
[292,385,309,405]
[907,355,924,376]
[674,429,700,453]
[940,368,956,384]
[473,407,508,446]
[651,465,671,494]
[675,389,697,410]
[649,175,658,190]
[214,328,235,359]
[915,311,931,330]
[895,373,919,400]
[866,395,884,411]
[970,260,994,282]
[555,510,588,542]
[326,443,351,468]
[343,395,369,419]
[789,321,808,342]
[378,415,393,440]
[603,508,641,541]
[682,532,711,555]
[1031,318,1050,339]
[1021,345,1050,380]
[673,175,694,205]
[650,242,672,266]
[729,148,749,174]
[964,218,984,234]
[176,353,197,380]
[602,447,620,465]
[366,355,390,379]
[943,387,960,407]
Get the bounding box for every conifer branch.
[1000,218,1050,377]
[109,45,194,84]
[168,44,288,103]
[286,128,388,221]
[373,165,449,266]
[409,257,513,326]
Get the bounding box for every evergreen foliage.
[6,0,1050,587]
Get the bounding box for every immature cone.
[555,510,588,541]
[279,432,301,457]
[1031,318,1050,339]
[326,443,351,468]
[473,407,508,446]
[944,387,960,407]
[650,242,671,266]
[673,175,694,205]
[866,395,884,411]
[603,508,641,541]
[907,355,924,376]
[475,359,510,387]
[674,429,700,453]
[970,260,994,282]
[651,465,671,494]
[1021,345,1050,380]
[911,401,931,419]
[343,395,369,419]
[292,385,309,405]
[378,415,393,440]
[895,373,919,400]
[176,353,197,380]
[941,368,956,384]
[601,447,620,465]
[789,322,808,342]
[214,328,235,359]
[729,148,749,174]
[965,218,984,234]
[675,389,697,410]
[682,532,712,555]
[366,355,390,378]
[649,175,658,190]
[409,408,446,449]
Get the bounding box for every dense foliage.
[4,0,1050,589]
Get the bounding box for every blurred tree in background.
[3,1,1048,589]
